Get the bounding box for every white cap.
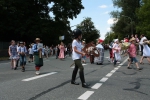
[114,39,118,42]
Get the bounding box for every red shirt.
[128,44,136,57]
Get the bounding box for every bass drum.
[93,49,100,57]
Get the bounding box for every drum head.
[93,49,100,57]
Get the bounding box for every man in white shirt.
[140,34,147,56]
[71,29,90,88]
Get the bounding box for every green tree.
[76,17,100,43]
[110,0,141,38]
[0,0,84,45]
[136,0,150,39]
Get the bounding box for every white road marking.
[78,91,94,100]
[105,57,109,58]
[114,67,119,70]
[117,66,121,68]
[100,77,108,82]
[106,73,113,77]
[78,58,128,100]
[110,70,116,73]
[91,83,102,89]
[22,72,57,82]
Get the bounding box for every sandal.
[139,62,144,64]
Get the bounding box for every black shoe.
[82,83,90,88]
[71,81,79,85]
[127,67,132,69]
[22,67,25,72]
[14,67,17,70]
[138,68,143,70]
[97,63,103,65]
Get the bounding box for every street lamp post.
[122,15,133,35]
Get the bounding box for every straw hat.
[34,38,42,41]
[130,37,136,42]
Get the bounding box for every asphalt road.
[0,51,150,100]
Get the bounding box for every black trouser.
[114,53,117,65]
[90,55,94,63]
[16,58,20,67]
[71,59,85,84]
[140,45,143,56]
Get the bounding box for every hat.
[19,41,24,44]
[130,37,136,42]
[114,39,118,42]
[35,38,42,41]
[98,39,104,43]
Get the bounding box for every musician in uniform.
[32,38,44,75]
[71,29,90,88]
[89,41,95,64]
[94,39,104,65]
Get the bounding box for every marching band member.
[71,29,90,88]
[89,41,95,64]
[32,38,44,75]
[94,39,104,65]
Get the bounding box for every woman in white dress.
[139,35,150,64]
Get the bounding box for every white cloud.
[107,18,118,25]
[99,5,107,8]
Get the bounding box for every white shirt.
[140,37,147,45]
[72,40,82,60]
[17,46,20,55]
[18,46,27,53]
[28,48,33,54]
[113,43,119,53]
[96,44,104,49]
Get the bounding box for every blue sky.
[69,0,118,40]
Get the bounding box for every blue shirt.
[32,44,38,52]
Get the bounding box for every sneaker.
[36,71,40,75]
[117,62,121,64]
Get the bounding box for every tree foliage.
[108,0,141,41]
[76,17,100,43]
[0,0,84,45]
[136,0,150,39]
